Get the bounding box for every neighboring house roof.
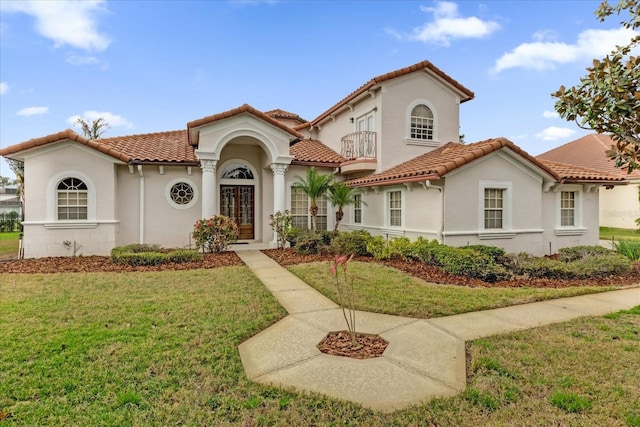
[298,59,475,130]
[537,133,640,180]
[187,103,303,145]
[346,138,561,187]
[98,130,197,165]
[538,160,627,183]
[290,139,345,167]
[0,196,21,207]
[264,109,308,124]
[0,129,132,163]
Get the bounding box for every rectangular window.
[484,188,504,229]
[290,187,327,231]
[388,190,402,227]
[57,191,88,220]
[353,194,362,224]
[560,191,576,226]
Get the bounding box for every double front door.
[220,185,254,239]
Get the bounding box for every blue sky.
[1,0,637,179]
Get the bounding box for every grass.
[600,226,640,242]
[288,261,618,318]
[1,265,638,425]
[0,231,20,260]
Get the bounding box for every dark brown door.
[220,185,254,239]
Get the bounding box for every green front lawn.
[0,231,20,260]
[600,226,640,242]
[2,265,638,425]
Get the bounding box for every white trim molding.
[46,170,97,224]
[404,98,440,146]
[165,177,199,210]
[478,180,513,233]
[554,184,585,235]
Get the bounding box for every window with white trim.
[410,104,434,140]
[353,193,362,224]
[484,188,504,229]
[290,186,327,231]
[388,190,402,227]
[560,191,576,226]
[57,178,88,220]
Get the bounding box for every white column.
[270,163,288,246]
[200,159,217,219]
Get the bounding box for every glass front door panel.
[220,185,254,239]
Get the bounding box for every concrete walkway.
[235,250,640,412]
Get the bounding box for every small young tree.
[292,167,333,232]
[327,182,365,231]
[269,210,293,249]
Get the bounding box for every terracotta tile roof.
[264,109,307,124]
[290,139,345,166]
[537,133,640,180]
[0,129,132,163]
[298,60,475,130]
[346,138,559,187]
[187,104,302,145]
[538,160,626,183]
[98,130,197,164]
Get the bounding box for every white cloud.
[387,1,500,46]
[17,106,49,116]
[542,110,559,119]
[1,0,110,52]
[67,110,133,129]
[535,126,575,141]
[0,82,7,95]
[493,27,638,73]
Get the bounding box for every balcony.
[340,131,377,174]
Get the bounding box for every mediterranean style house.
[0,60,625,258]
[538,133,640,230]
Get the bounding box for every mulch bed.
[1,248,639,289]
[317,331,389,359]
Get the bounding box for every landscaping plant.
[269,210,293,249]
[193,215,238,253]
[330,254,358,345]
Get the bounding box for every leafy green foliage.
[552,0,640,172]
[330,230,373,256]
[165,249,202,263]
[557,245,614,262]
[292,167,334,231]
[505,252,632,278]
[295,231,329,254]
[326,182,363,231]
[269,210,293,249]
[110,245,201,265]
[193,215,238,253]
[111,251,166,266]
[614,239,640,260]
[466,245,506,260]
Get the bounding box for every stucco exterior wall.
[20,142,119,258]
[599,184,639,229]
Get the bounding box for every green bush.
[111,243,161,255]
[557,245,613,262]
[112,251,166,266]
[193,215,238,253]
[365,236,387,259]
[295,231,329,255]
[506,252,631,279]
[330,230,373,256]
[466,245,506,261]
[165,249,202,263]
[431,245,510,283]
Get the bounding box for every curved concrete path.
[236,250,640,412]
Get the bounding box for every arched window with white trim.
[410,104,434,140]
[57,178,88,220]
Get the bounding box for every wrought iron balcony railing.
[341,131,377,160]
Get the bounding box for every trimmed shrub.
[558,245,613,262]
[193,215,238,253]
[506,252,631,279]
[296,231,329,255]
[365,236,387,259]
[431,245,510,283]
[331,230,373,256]
[112,251,165,266]
[165,249,202,263]
[466,245,506,261]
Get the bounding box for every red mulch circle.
[317,331,389,359]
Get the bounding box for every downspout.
[425,181,444,243]
[137,165,144,244]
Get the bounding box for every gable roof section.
[346,138,559,187]
[264,109,308,124]
[0,129,132,163]
[298,60,475,130]
[290,139,345,167]
[187,104,303,145]
[537,133,640,180]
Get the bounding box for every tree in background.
[7,159,24,219]
[75,117,111,139]
[552,0,639,172]
[293,167,334,232]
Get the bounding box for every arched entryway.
[218,161,258,240]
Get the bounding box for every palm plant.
[327,182,364,231]
[293,167,333,231]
